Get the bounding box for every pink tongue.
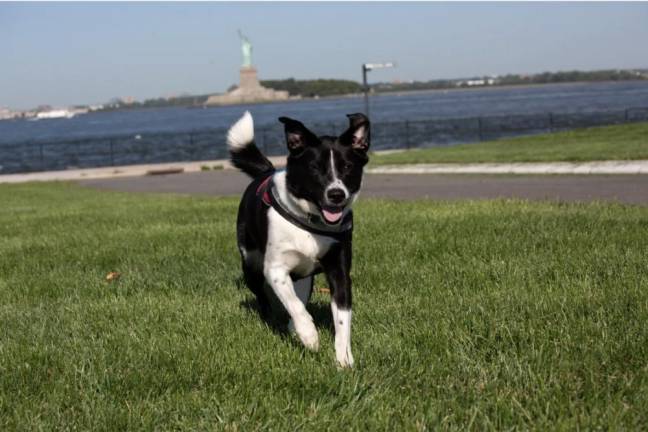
[322,208,343,223]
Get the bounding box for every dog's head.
[278,113,370,225]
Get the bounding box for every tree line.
[259,78,363,97]
[375,69,647,92]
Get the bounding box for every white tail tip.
[227,111,254,150]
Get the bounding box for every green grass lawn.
[371,122,648,165]
[1,183,648,430]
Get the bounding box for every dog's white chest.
[266,208,336,275]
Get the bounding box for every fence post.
[405,121,411,150]
[477,117,484,141]
[109,139,115,166]
[262,128,268,154]
[188,132,194,159]
[548,112,554,133]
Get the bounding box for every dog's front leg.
[264,263,319,351]
[321,242,354,368]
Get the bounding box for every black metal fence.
[1,106,647,174]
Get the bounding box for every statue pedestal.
[204,65,292,106]
[239,66,261,90]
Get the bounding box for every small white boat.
[35,109,76,120]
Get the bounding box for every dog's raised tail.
[227,111,275,179]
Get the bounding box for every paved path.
[79,170,648,205]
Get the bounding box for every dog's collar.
[257,174,353,238]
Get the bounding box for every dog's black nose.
[326,188,346,204]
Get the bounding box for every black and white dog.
[226,111,370,368]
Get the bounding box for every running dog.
[227,111,370,368]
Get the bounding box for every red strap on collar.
[256,175,272,206]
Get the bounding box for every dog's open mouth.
[321,205,344,224]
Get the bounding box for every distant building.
[466,79,485,86]
[465,78,496,86]
[0,108,16,120]
[456,77,498,87]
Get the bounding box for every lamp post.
[362,62,396,117]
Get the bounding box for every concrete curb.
[367,160,648,175]
[2,158,648,184]
[0,156,285,184]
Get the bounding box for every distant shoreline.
[3,79,645,122]
[93,79,648,113]
[370,79,648,98]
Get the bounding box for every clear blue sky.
[2,2,647,110]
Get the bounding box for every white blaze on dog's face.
[279,114,370,225]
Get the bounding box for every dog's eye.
[343,163,352,171]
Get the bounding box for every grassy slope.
[371,122,648,165]
[1,183,648,430]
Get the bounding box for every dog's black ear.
[278,117,318,153]
[340,113,370,152]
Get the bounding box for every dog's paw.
[336,354,354,369]
[296,321,319,351]
[335,347,354,369]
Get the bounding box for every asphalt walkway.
[78,170,648,205]
[3,157,648,205]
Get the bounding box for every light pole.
[362,62,396,117]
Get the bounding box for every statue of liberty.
[238,30,252,68]
[203,28,289,105]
